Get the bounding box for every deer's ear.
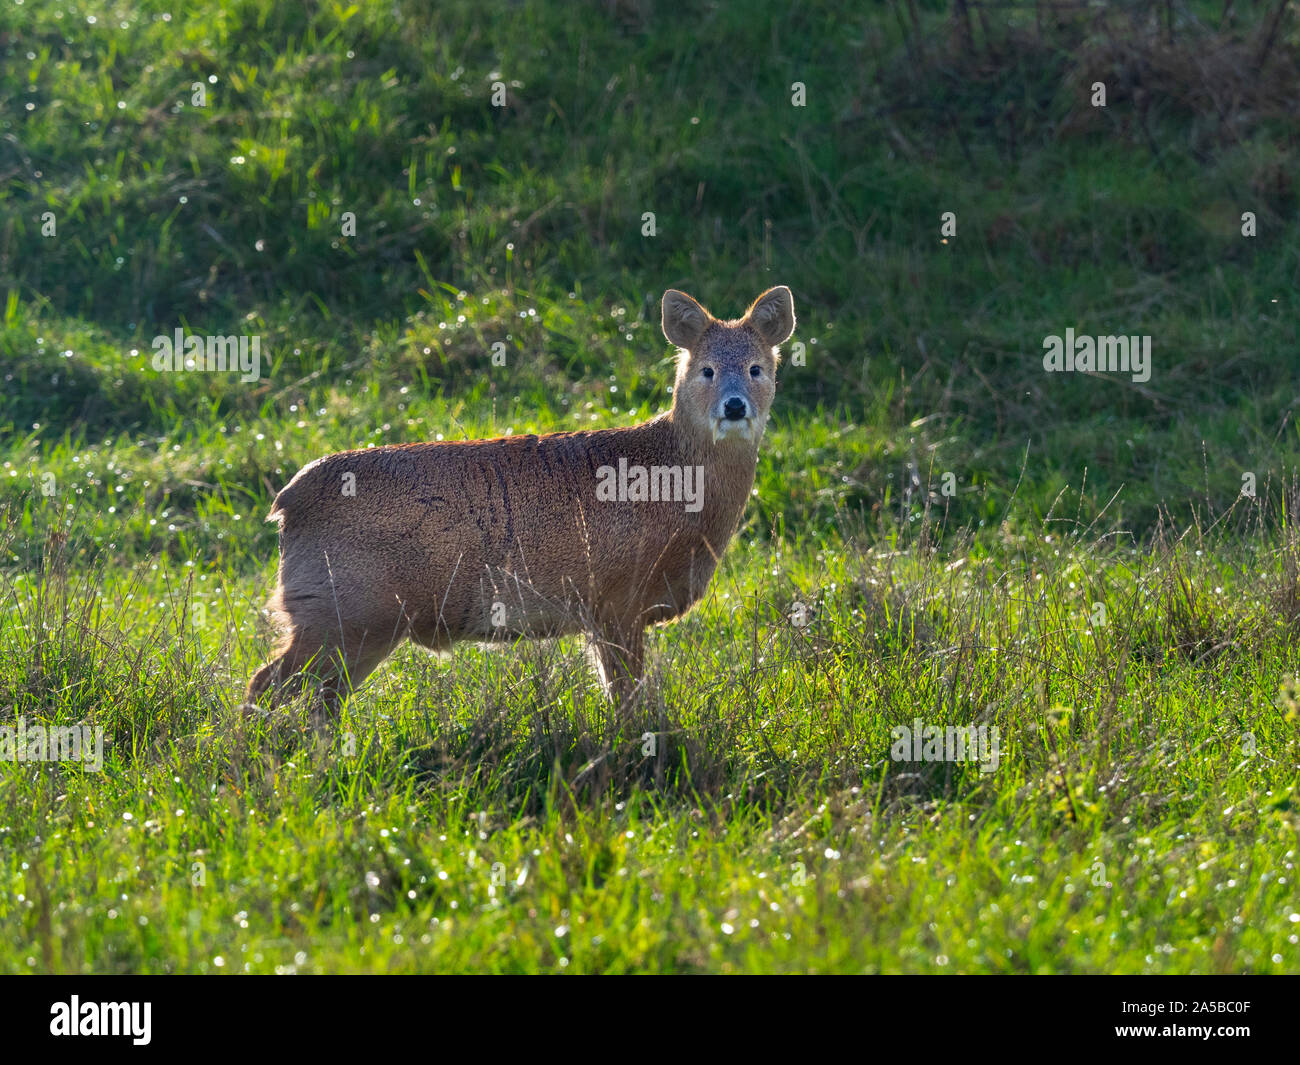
[662,289,711,348]
[745,286,796,346]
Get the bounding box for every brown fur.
[244,286,795,718]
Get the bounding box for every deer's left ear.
[745,286,796,346]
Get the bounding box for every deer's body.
[245,286,794,717]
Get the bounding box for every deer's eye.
[702,367,714,379]
[749,365,761,377]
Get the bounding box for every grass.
[1,0,1299,973]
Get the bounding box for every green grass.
[1,0,1299,973]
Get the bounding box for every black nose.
[723,397,747,421]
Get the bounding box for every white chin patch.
[711,418,754,443]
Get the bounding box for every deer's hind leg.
[245,624,395,722]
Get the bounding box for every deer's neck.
[647,410,761,542]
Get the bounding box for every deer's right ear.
[662,289,710,348]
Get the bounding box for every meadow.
[1,0,1298,973]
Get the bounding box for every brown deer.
[244,285,795,719]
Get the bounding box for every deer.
[244,285,795,720]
